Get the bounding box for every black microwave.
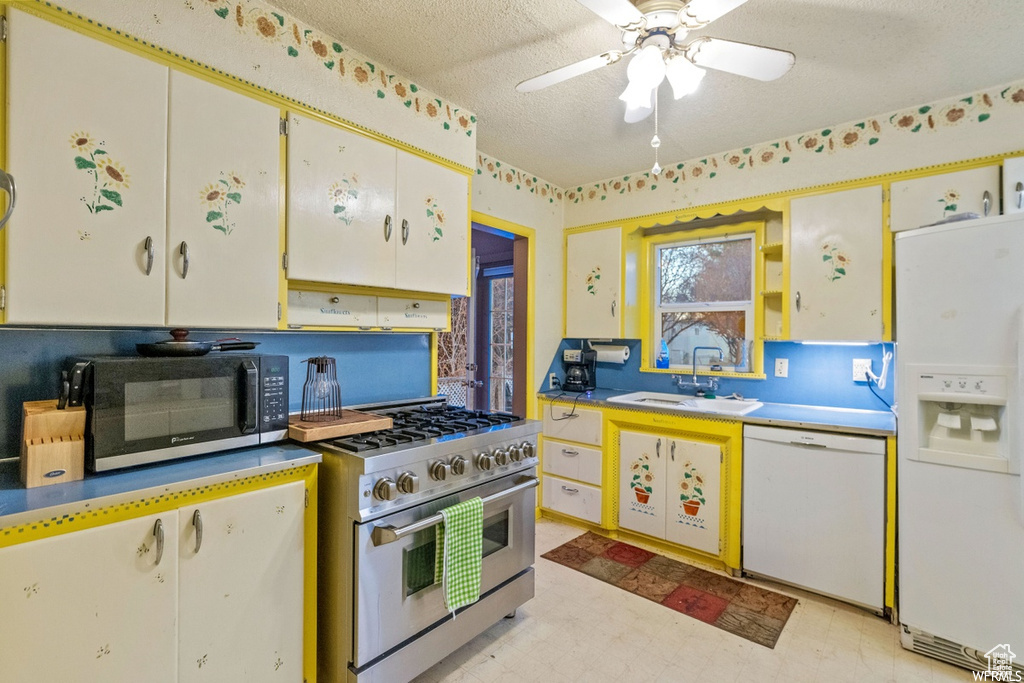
[68,354,289,472]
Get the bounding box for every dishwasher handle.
[789,440,827,448]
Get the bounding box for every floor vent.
[901,624,1024,673]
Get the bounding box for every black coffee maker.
[562,349,597,392]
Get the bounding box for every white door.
[618,429,667,539]
[789,186,884,340]
[566,227,622,338]
[664,438,721,555]
[178,482,305,683]
[6,10,169,325]
[890,165,1000,233]
[286,113,397,287]
[394,151,470,295]
[0,512,179,682]
[166,72,281,329]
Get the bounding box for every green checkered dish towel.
[435,497,484,613]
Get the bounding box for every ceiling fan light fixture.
[664,55,705,99]
[623,99,655,122]
[626,44,667,90]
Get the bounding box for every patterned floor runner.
[541,531,797,648]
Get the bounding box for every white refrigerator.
[896,213,1024,672]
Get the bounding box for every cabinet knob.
[384,215,393,242]
[330,296,340,304]
[179,241,190,280]
[983,190,992,217]
[401,218,410,245]
[152,518,165,566]
[795,290,801,312]
[143,236,155,276]
[192,509,203,554]
[611,300,616,317]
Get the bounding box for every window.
[654,233,754,372]
[488,275,514,412]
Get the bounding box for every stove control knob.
[475,453,495,471]
[493,448,510,466]
[373,477,398,501]
[429,461,451,481]
[521,441,536,458]
[508,445,524,462]
[397,472,419,494]
[450,456,468,475]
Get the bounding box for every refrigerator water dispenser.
[911,367,1014,473]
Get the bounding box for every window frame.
[643,220,765,376]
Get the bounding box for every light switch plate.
[549,373,559,390]
[853,359,872,382]
[774,358,789,378]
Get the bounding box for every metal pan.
[136,329,260,357]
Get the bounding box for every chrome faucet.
[671,346,724,396]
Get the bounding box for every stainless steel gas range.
[317,397,541,683]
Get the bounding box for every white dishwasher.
[742,425,886,612]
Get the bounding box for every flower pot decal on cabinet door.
[629,453,655,504]
[679,462,706,517]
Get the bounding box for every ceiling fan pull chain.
[651,88,662,176]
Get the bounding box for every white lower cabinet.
[618,429,721,556]
[0,511,180,682]
[542,475,602,525]
[541,438,602,485]
[0,481,307,682]
[178,481,305,682]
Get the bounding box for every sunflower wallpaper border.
[566,82,1024,207]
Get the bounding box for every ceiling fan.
[516,0,795,123]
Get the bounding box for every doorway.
[437,221,529,416]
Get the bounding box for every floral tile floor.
[413,519,973,683]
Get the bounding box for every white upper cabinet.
[890,165,1000,232]
[286,113,397,288]
[565,227,622,338]
[790,186,884,340]
[166,72,282,329]
[394,151,469,295]
[6,9,169,326]
[286,113,469,295]
[6,11,282,328]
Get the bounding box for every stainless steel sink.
[606,391,763,416]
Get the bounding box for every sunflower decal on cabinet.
[425,196,446,241]
[678,461,706,517]
[329,175,359,225]
[70,131,130,215]
[200,171,245,235]
[586,267,601,295]
[821,242,851,282]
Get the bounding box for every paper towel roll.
[591,344,630,364]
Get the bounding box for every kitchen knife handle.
[179,241,190,279]
[153,518,165,566]
[384,215,393,242]
[144,236,155,276]
[401,218,409,245]
[192,509,203,554]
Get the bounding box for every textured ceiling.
[266,0,1024,188]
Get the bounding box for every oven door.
[352,471,537,669]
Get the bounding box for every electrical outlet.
[853,359,872,382]
[549,373,559,390]
[774,358,789,378]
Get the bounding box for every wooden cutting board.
[287,409,392,442]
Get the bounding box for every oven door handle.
[371,475,539,546]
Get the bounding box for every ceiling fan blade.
[678,0,751,28]
[577,0,645,28]
[515,51,624,93]
[685,37,795,81]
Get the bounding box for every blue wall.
[546,339,895,411]
[0,328,431,456]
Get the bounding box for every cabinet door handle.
[560,486,579,494]
[144,236,155,276]
[179,241,190,279]
[983,190,992,217]
[795,290,801,312]
[192,509,203,553]
[611,300,616,317]
[384,215,393,242]
[0,168,16,230]
[671,441,676,461]
[561,448,579,456]
[1016,182,1023,210]
[153,518,165,565]
[401,218,410,245]
[560,412,579,419]
[656,439,661,459]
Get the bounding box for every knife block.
[21,399,85,488]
